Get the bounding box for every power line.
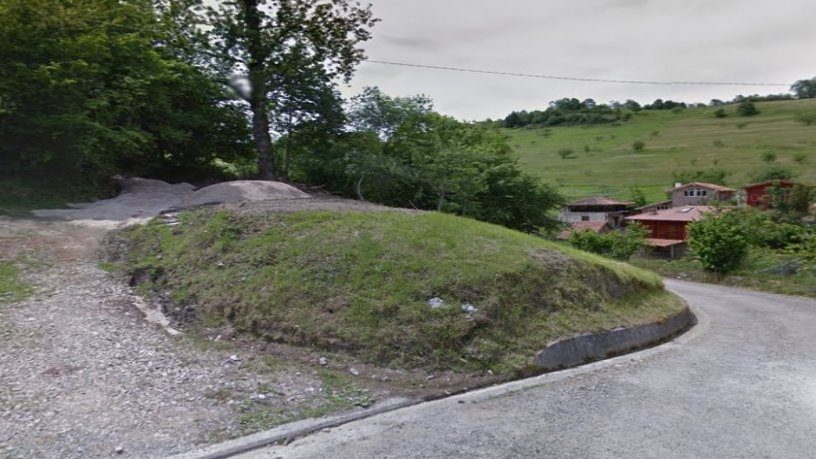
[364,60,789,87]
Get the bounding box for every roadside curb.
[168,301,703,459]
[166,398,417,459]
[535,306,696,370]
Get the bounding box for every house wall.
[745,184,794,208]
[559,210,610,223]
[670,189,734,207]
[639,220,688,240]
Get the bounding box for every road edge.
[167,297,704,459]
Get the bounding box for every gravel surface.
[0,218,347,458]
[0,183,427,459]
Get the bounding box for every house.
[743,180,796,208]
[557,220,611,240]
[558,196,634,228]
[667,182,736,207]
[625,205,714,258]
[632,200,672,215]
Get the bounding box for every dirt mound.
[31,178,310,226]
[182,180,309,207]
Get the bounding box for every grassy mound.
[108,209,685,373]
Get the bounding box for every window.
[581,216,590,221]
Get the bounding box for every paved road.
[237,280,816,458]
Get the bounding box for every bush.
[737,100,759,117]
[569,224,648,261]
[632,140,645,152]
[557,148,575,159]
[688,211,748,275]
[797,112,816,126]
[714,108,727,118]
[760,152,777,163]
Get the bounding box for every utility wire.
[364,60,789,87]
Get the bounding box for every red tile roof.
[557,221,609,239]
[743,180,796,189]
[666,182,736,193]
[626,205,714,222]
[567,196,634,207]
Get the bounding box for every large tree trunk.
[251,102,275,180]
[242,0,276,180]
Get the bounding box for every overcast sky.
[340,0,816,120]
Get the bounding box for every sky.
[340,0,816,120]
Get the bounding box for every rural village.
[2,1,816,458]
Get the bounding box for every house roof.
[743,180,796,190]
[626,205,714,222]
[666,182,736,193]
[557,221,609,239]
[646,238,686,248]
[567,196,634,207]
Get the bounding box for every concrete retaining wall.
[535,307,696,370]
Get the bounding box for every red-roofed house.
[667,182,736,207]
[625,205,714,258]
[743,180,796,208]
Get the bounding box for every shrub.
[688,211,748,275]
[760,152,777,163]
[632,140,645,152]
[569,224,648,261]
[712,140,725,148]
[737,100,759,117]
[796,111,816,126]
[714,108,727,118]
[557,148,576,159]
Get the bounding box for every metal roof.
[626,205,715,222]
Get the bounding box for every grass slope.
[505,99,816,202]
[108,209,685,375]
[0,261,29,304]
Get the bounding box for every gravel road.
[237,280,816,458]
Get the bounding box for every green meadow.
[503,99,816,203]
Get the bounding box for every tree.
[688,211,748,275]
[200,0,378,180]
[737,100,759,117]
[335,90,565,233]
[791,77,816,99]
[0,0,250,188]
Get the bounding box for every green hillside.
[504,99,816,203]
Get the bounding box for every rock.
[461,303,477,314]
[427,297,444,309]
[114,446,124,454]
[318,357,328,366]
[349,368,360,376]
[425,374,435,380]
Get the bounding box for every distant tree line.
[501,77,816,129]
[502,98,632,128]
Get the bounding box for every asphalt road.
[236,280,816,458]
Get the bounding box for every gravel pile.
[31,178,311,227]
[182,180,309,208]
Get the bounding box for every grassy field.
[0,261,29,304]
[504,99,816,202]
[107,208,685,375]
